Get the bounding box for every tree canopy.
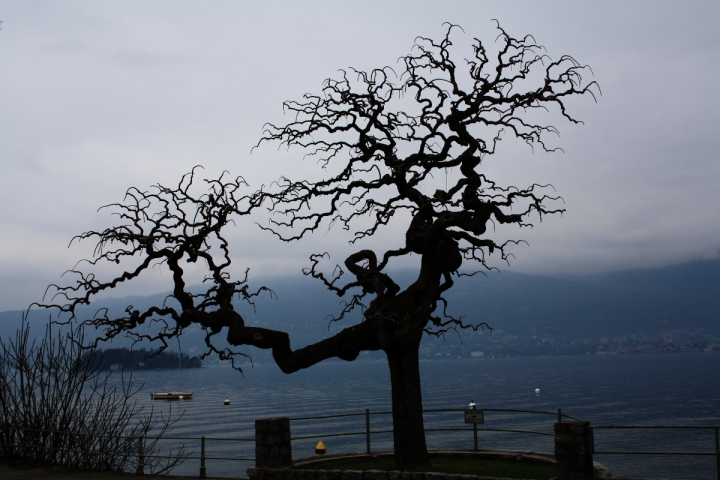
[39,23,598,470]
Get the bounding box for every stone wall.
[248,468,528,480]
[251,416,602,480]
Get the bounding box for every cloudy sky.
[0,1,718,310]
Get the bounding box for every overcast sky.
[0,1,718,310]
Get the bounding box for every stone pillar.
[255,417,292,468]
[554,420,594,480]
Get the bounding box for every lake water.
[112,353,720,479]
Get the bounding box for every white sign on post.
[464,409,484,424]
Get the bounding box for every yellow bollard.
[315,441,326,455]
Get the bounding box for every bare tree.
[40,24,597,471]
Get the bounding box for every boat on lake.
[151,391,193,400]
[152,338,194,400]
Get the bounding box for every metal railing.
[590,424,720,480]
[7,412,718,479]
[0,426,254,478]
[1,407,573,477]
[289,407,578,454]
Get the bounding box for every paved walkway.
[1,463,664,480]
[0,463,246,480]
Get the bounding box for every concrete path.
[2,460,665,480]
[0,463,246,480]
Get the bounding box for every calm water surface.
[113,353,720,479]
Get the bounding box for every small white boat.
[151,338,194,401]
[152,391,193,400]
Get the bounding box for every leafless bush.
[0,318,187,473]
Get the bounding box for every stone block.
[327,470,344,480]
[301,469,320,480]
[385,472,401,480]
[364,469,387,480]
[255,417,292,469]
[554,434,574,444]
[424,473,446,480]
[457,475,478,480]
[342,470,364,480]
[261,468,290,480]
[554,421,593,480]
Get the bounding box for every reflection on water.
[109,353,720,479]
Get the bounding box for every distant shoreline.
[85,347,203,371]
[210,348,720,368]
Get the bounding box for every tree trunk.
[386,339,431,471]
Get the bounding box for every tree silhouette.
[40,24,597,471]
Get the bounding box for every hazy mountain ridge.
[554,259,720,311]
[1,259,718,360]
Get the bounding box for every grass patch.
[296,455,555,480]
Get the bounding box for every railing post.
[558,408,562,423]
[473,422,478,452]
[135,435,145,476]
[365,408,371,454]
[81,431,90,469]
[715,426,719,480]
[199,435,207,479]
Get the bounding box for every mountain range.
[1,258,718,360]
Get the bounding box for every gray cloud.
[0,0,718,310]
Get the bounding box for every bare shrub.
[0,319,187,473]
